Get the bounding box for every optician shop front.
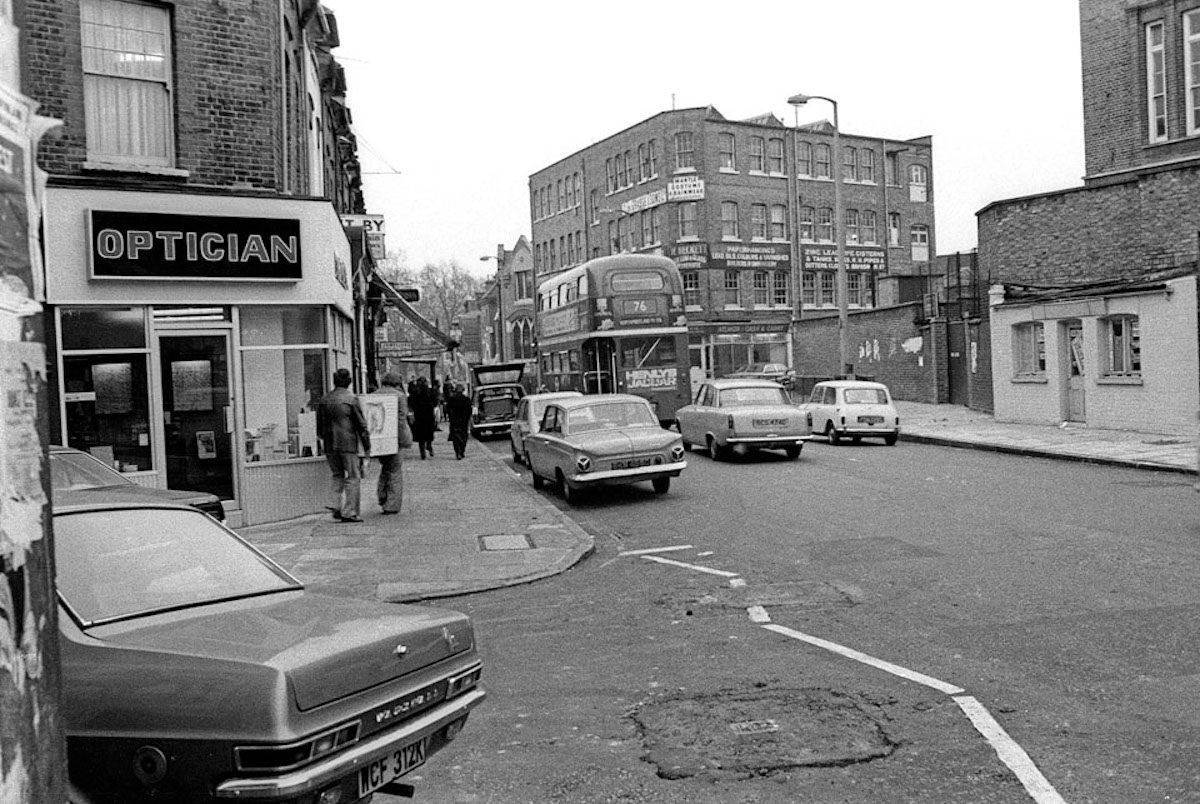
[43,187,360,526]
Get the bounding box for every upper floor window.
[1186,12,1200,135]
[515,270,533,300]
[682,270,701,308]
[724,270,742,307]
[885,150,901,186]
[845,209,860,244]
[861,210,878,245]
[858,149,875,183]
[605,158,616,194]
[749,137,766,172]
[887,212,901,245]
[910,223,930,261]
[1013,322,1045,376]
[797,141,812,176]
[638,143,649,180]
[909,164,928,202]
[772,271,789,306]
[767,138,784,173]
[814,143,831,178]
[750,204,768,239]
[842,146,857,181]
[590,189,600,224]
[816,207,833,242]
[798,206,815,241]
[753,271,769,306]
[647,139,657,177]
[557,179,565,212]
[770,204,787,240]
[719,133,736,170]
[81,0,174,168]
[721,201,740,239]
[651,207,663,244]
[1103,315,1141,376]
[675,131,695,170]
[616,153,628,188]
[641,210,653,246]
[678,201,698,238]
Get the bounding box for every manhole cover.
[479,534,534,551]
[631,687,895,779]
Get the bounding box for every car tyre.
[531,469,544,489]
[884,433,898,446]
[825,423,841,445]
[652,476,670,494]
[680,437,693,452]
[557,470,578,504]
[708,437,724,461]
[784,445,801,460]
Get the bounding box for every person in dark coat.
[444,383,474,459]
[409,376,437,459]
[316,368,370,522]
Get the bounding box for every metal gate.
[947,320,968,406]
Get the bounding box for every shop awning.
[370,276,456,348]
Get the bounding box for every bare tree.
[415,260,480,330]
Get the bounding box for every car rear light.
[727,414,734,430]
[235,722,360,772]
[575,454,592,473]
[447,663,482,698]
[132,745,168,785]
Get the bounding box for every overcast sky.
[332,1,1085,276]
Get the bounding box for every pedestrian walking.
[316,368,370,522]
[375,372,412,514]
[409,376,437,459]
[444,382,473,459]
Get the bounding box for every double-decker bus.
[535,254,690,425]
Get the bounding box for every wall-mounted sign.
[666,176,705,201]
[801,245,884,272]
[89,210,302,281]
[620,188,667,214]
[667,242,708,269]
[340,213,386,261]
[710,242,791,269]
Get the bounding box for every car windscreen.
[844,388,888,404]
[720,387,788,406]
[567,401,658,433]
[55,507,299,625]
[50,451,132,491]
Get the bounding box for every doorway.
[157,333,235,500]
[1061,320,1085,423]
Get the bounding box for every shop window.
[1013,322,1046,376]
[240,307,329,463]
[1103,315,1141,376]
[61,306,146,350]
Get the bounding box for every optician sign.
[89,210,303,281]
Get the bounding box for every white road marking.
[747,605,771,623]
[953,696,1067,804]
[729,577,747,588]
[761,624,964,695]
[619,544,694,556]
[640,554,740,578]
[696,550,714,557]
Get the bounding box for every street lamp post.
[789,93,851,378]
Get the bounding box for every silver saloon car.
[509,390,583,465]
[525,394,686,503]
[676,378,813,461]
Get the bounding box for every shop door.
[158,334,235,500]
[1061,320,1085,423]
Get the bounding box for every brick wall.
[792,302,945,403]
[978,165,1200,285]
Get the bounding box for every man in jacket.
[317,368,370,522]
[375,372,411,514]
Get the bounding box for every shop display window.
[62,354,152,472]
[61,307,146,350]
[240,307,329,463]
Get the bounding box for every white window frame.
[678,201,698,239]
[861,210,878,245]
[1013,322,1046,376]
[719,132,736,171]
[798,206,814,241]
[769,204,787,240]
[749,136,766,172]
[721,201,740,240]
[750,204,768,240]
[814,144,831,179]
[81,0,175,169]
[797,141,812,176]
[909,164,928,202]
[753,271,769,306]
[1103,315,1141,376]
[675,131,695,171]
[767,138,784,174]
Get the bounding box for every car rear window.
[567,402,657,433]
[844,388,888,404]
[55,507,298,625]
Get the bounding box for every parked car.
[54,496,484,804]
[726,362,791,382]
[510,390,583,464]
[49,444,226,521]
[800,380,901,445]
[525,394,686,503]
[676,378,813,461]
[469,361,527,439]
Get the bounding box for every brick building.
[979,0,1200,435]
[20,0,375,525]
[529,106,934,386]
[478,235,536,369]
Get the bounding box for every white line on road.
[747,605,771,623]
[618,544,694,556]
[640,554,740,578]
[954,696,1067,804]
[761,624,964,695]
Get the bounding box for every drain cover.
[632,687,895,779]
[479,534,533,551]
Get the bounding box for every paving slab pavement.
[238,403,1198,604]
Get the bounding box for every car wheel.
[556,470,578,504]
[652,476,670,494]
[680,437,693,452]
[884,433,898,446]
[531,469,544,489]
[707,437,724,461]
[784,445,801,460]
[825,423,841,445]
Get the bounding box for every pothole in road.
[630,686,897,780]
[655,581,861,618]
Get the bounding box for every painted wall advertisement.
[624,366,678,391]
[710,242,791,269]
[802,245,885,272]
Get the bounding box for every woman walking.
[409,376,437,459]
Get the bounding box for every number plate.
[613,456,652,470]
[857,415,884,424]
[358,737,428,797]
